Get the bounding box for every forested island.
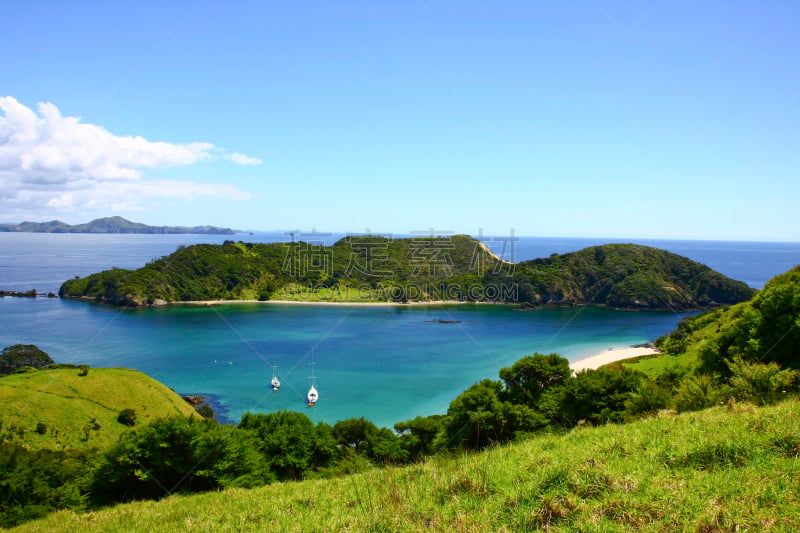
[0,216,235,234]
[59,235,755,310]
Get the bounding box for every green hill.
[59,239,754,310]
[12,398,800,532]
[0,367,199,450]
[652,264,800,371]
[511,244,756,309]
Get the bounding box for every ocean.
[1,233,798,428]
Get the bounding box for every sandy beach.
[570,346,660,372]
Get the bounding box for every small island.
[0,216,236,235]
[59,236,755,310]
[0,289,57,299]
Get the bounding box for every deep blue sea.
[1,232,798,428]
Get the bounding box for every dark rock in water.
[425,318,462,324]
[0,289,38,298]
[182,394,205,405]
[0,289,59,299]
[181,392,231,424]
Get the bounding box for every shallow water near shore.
[2,297,691,427]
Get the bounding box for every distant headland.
[0,216,236,235]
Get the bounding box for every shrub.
[196,404,214,419]
[727,357,799,406]
[239,411,337,480]
[117,409,137,426]
[499,353,571,406]
[0,443,94,528]
[394,414,445,460]
[674,374,730,413]
[439,379,548,450]
[91,416,269,505]
[0,345,54,375]
[624,379,672,418]
[543,367,643,425]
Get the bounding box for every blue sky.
[1,1,798,240]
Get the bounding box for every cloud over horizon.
[0,96,257,219]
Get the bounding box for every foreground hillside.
[0,367,199,450]
[15,398,800,532]
[59,238,754,309]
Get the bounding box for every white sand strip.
[570,346,660,373]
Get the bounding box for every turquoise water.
[2,233,798,428]
[2,297,690,428]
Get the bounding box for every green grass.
[621,351,697,377]
[0,367,199,450]
[271,283,388,302]
[14,398,800,532]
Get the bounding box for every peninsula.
[0,216,236,235]
[59,236,755,310]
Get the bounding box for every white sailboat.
[270,360,280,391]
[307,350,319,407]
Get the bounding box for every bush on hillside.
[239,411,337,480]
[116,409,136,426]
[0,345,54,376]
[394,414,445,461]
[540,367,643,426]
[499,353,571,407]
[438,379,548,450]
[0,443,94,528]
[727,357,799,406]
[91,416,270,505]
[674,374,730,413]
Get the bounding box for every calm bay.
[1,233,798,428]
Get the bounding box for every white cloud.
[225,152,262,166]
[0,96,257,219]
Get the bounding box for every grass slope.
[15,398,800,532]
[0,368,199,450]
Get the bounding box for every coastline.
[569,346,660,372]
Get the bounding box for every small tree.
[499,353,571,406]
[117,409,137,426]
[240,411,323,480]
[0,345,54,375]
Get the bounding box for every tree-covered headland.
[59,237,754,309]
